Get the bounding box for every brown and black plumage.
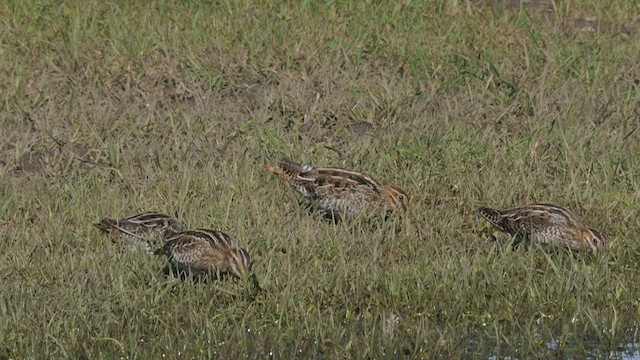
[95,212,183,253]
[261,158,409,219]
[154,229,252,279]
[477,204,607,253]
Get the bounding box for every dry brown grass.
[1,1,639,358]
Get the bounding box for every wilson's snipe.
[154,229,252,279]
[261,158,408,219]
[478,204,607,253]
[95,212,182,253]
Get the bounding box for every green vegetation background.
[1,1,639,358]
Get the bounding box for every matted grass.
[1,1,639,358]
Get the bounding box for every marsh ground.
[1,1,639,358]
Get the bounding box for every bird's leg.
[510,236,524,251]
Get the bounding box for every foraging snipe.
[153,229,252,279]
[261,158,408,219]
[95,212,182,253]
[477,204,607,253]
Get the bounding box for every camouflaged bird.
[95,212,183,253]
[154,229,252,279]
[477,204,607,253]
[261,158,408,219]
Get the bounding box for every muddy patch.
[345,121,375,137]
[13,142,108,177]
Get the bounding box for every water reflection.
[463,326,639,359]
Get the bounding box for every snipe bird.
[261,158,408,219]
[477,204,607,253]
[154,229,252,279]
[95,212,182,253]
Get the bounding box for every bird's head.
[229,247,253,279]
[582,228,608,253]
[382,186,409,213]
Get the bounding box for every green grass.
[1,0,639,358]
